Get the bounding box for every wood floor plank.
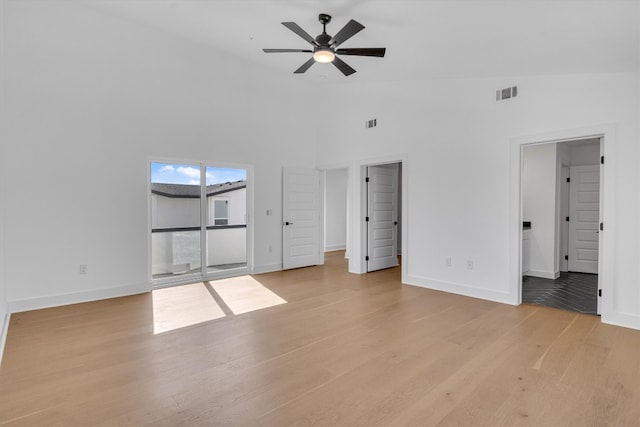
[1,251,639,426]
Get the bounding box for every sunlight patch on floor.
[152,283,226,334]
[211,276,287,315]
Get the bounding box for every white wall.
[3,1,318,311]
[151,189,247,229]
[206,228,246,266]
[523,143,559,279]
[152,195,200,229]
[0,0,8,357]
[324,169,347,252]
[209,188,247,226]
[316,72,640,329]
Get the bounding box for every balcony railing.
[151,225,246,277]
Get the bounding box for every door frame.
[510,124,615,320]
[319,166,350,262]
[358,158,405,277]
[318,154,408,280]
[318,162,352,267]
[560,165,570,272]
[365,164,400,272]
[323,154,407,279]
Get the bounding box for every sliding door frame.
[148,157,254,289]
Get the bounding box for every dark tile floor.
[522,272,598,315]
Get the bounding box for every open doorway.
[323,168,348,255]
[321,167,350,271]
[320,164,403,273]
[521,138,602,314]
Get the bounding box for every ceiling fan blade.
[336,48,386,57]
[329,19,365,47]
[294,57,316,74]
[263,49,313,53]
[282,22,318,46]
[332,56,356,76]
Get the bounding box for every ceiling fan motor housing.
[315,33,332,47]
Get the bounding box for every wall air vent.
[496,86,518,101]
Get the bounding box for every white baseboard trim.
[408,274,639,331]
[8,282,150,314]
[252,263,282,275]
[524,270,560,280]
[0,311,10,366]
[602,311,640,331]
[324,245,346,252]
[404,274,516,306]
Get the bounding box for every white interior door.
[282,168,319,270]
[568,165,600,274]
[366,165,398,272]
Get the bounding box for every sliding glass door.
[150,162,249,284]
[204,166,247,274]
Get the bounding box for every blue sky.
[151,163,246,185]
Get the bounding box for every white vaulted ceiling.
[88,0,639,83]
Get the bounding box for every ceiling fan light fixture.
[313,48,335,63]
[264,14,385,76]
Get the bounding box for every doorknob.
[284,221,294,226]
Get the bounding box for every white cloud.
[188,179,200,185]
[159,165,175,173]
[176,166,200,179]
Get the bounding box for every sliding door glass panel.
[151,162,202,280]
[205,166,247,273]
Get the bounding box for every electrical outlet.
[79,264,88,275]
[445,257,452,267]
[466,260,474,270]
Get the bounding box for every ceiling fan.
[263,13,386,76]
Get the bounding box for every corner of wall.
[0,0,8,365]
[252,263,282,275]
[0,310,9,365]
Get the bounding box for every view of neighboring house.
[151,180,247,276]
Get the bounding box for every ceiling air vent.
[496,86,518,101]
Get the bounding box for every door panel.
[367,165,399,272]
[283,168,319,270]
[568,165,599,274]
[150,162,202,279]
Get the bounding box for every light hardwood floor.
[1,251,639,426]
